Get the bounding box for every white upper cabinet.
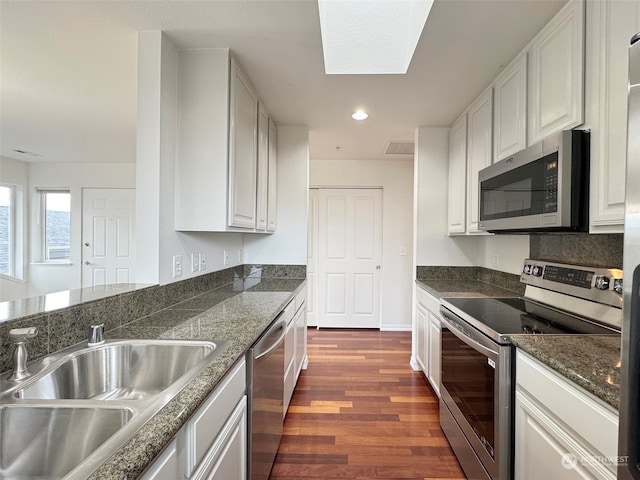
[466,87,493,234]
[528,0,585,144]
[448,114,467,235]
[256,101,269,232]
[267,118,278,233]
[586,0,640,232]
[176,50,272,233]
[228,57,259,229]
[493,54,527,162]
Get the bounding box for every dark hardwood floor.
[270,328,466,480]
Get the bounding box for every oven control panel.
[521,259,623,309]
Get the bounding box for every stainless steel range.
[439,259,623,480]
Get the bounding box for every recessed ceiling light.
[352,111,368,121]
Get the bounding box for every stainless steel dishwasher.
[247,314,286,480]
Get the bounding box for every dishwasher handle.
[254,318,286,360]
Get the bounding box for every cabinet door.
[427,312,441,397]
[267,118,278,232]
[448,114,467,235]
[228,57,258,229]
[466,87,493,234]
[588,0,640,232]
[193,396,248,480]
[294,304,307,378]
[528,0,585,144]
[416,303,428,374]
[256,102,269,232]
[515,391,615,480]
[493,54,527,162]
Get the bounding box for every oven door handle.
[440,314,500,359]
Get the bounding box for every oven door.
[440,309,513,480]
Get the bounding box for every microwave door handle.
[441,316,499,359]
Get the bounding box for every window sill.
[30,262,74,267]
[0,273,25,283]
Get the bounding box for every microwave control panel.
[543,157,558,213]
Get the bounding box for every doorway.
[309,188,383,328]
[81,188,136,288]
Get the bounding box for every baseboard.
[410,356,421,371]
[380,324,412,332]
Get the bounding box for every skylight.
[318,0,434,74]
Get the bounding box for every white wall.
[0,157,29,300]
[414,127,479,268]
[27,162,135,296]
[478,235,530,274]
[309,158,413,330]
[137,32,245,286]
[244,126,309,265]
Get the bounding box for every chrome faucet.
[88,323,105,346]
[8,327,38,381]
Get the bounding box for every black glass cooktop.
[443,297,616,337]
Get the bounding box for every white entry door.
[317,188,382,328]
[82,188,136,288]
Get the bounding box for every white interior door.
[82,188,136,288]
[317,188,382,328]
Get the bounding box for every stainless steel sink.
[15,340,218,400]
[0,338,229,479]
[0,405,132,479]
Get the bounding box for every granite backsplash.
[529,233,623,269]
[0,264,306,375]
[416,266,524,295]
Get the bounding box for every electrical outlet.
[238,249,244,263]
[492,254,500,267]
[199,253,207,271]
[223,250,230,266]
[173,255,183,278]
[191,253,200,272]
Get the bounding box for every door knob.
[83,261,90,265]
[84,242,90,247]
[376,265,381,270]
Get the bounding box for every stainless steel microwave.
[478,129,589,233]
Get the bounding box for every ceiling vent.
[13,149,42,157]
[384,142,414,155]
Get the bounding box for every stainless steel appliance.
[478,129,589,233]
[618,31,640,480]
[247,315,286,480]
[440,259,622,480]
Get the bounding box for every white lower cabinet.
[141,359,247,480]
[515,350,618,480]
[284,286,308,415]
[415,285,441,397]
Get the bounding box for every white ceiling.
[0,0,567,164]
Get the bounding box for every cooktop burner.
[444,296,616,338]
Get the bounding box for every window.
[40,190,71,261]
[0,185,15,276]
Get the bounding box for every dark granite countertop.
[512,335,621,411]
[86,278,305,479]
[415,276,620,411]
[416,278,521,299]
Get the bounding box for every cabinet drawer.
[189,359,246,470]
[516,351,618,460]
[416,285,440,314]
[294,286,307,314]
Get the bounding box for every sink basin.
[16,339,219,400]
[0,405,131,479]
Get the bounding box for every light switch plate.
[191,253,200,272]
